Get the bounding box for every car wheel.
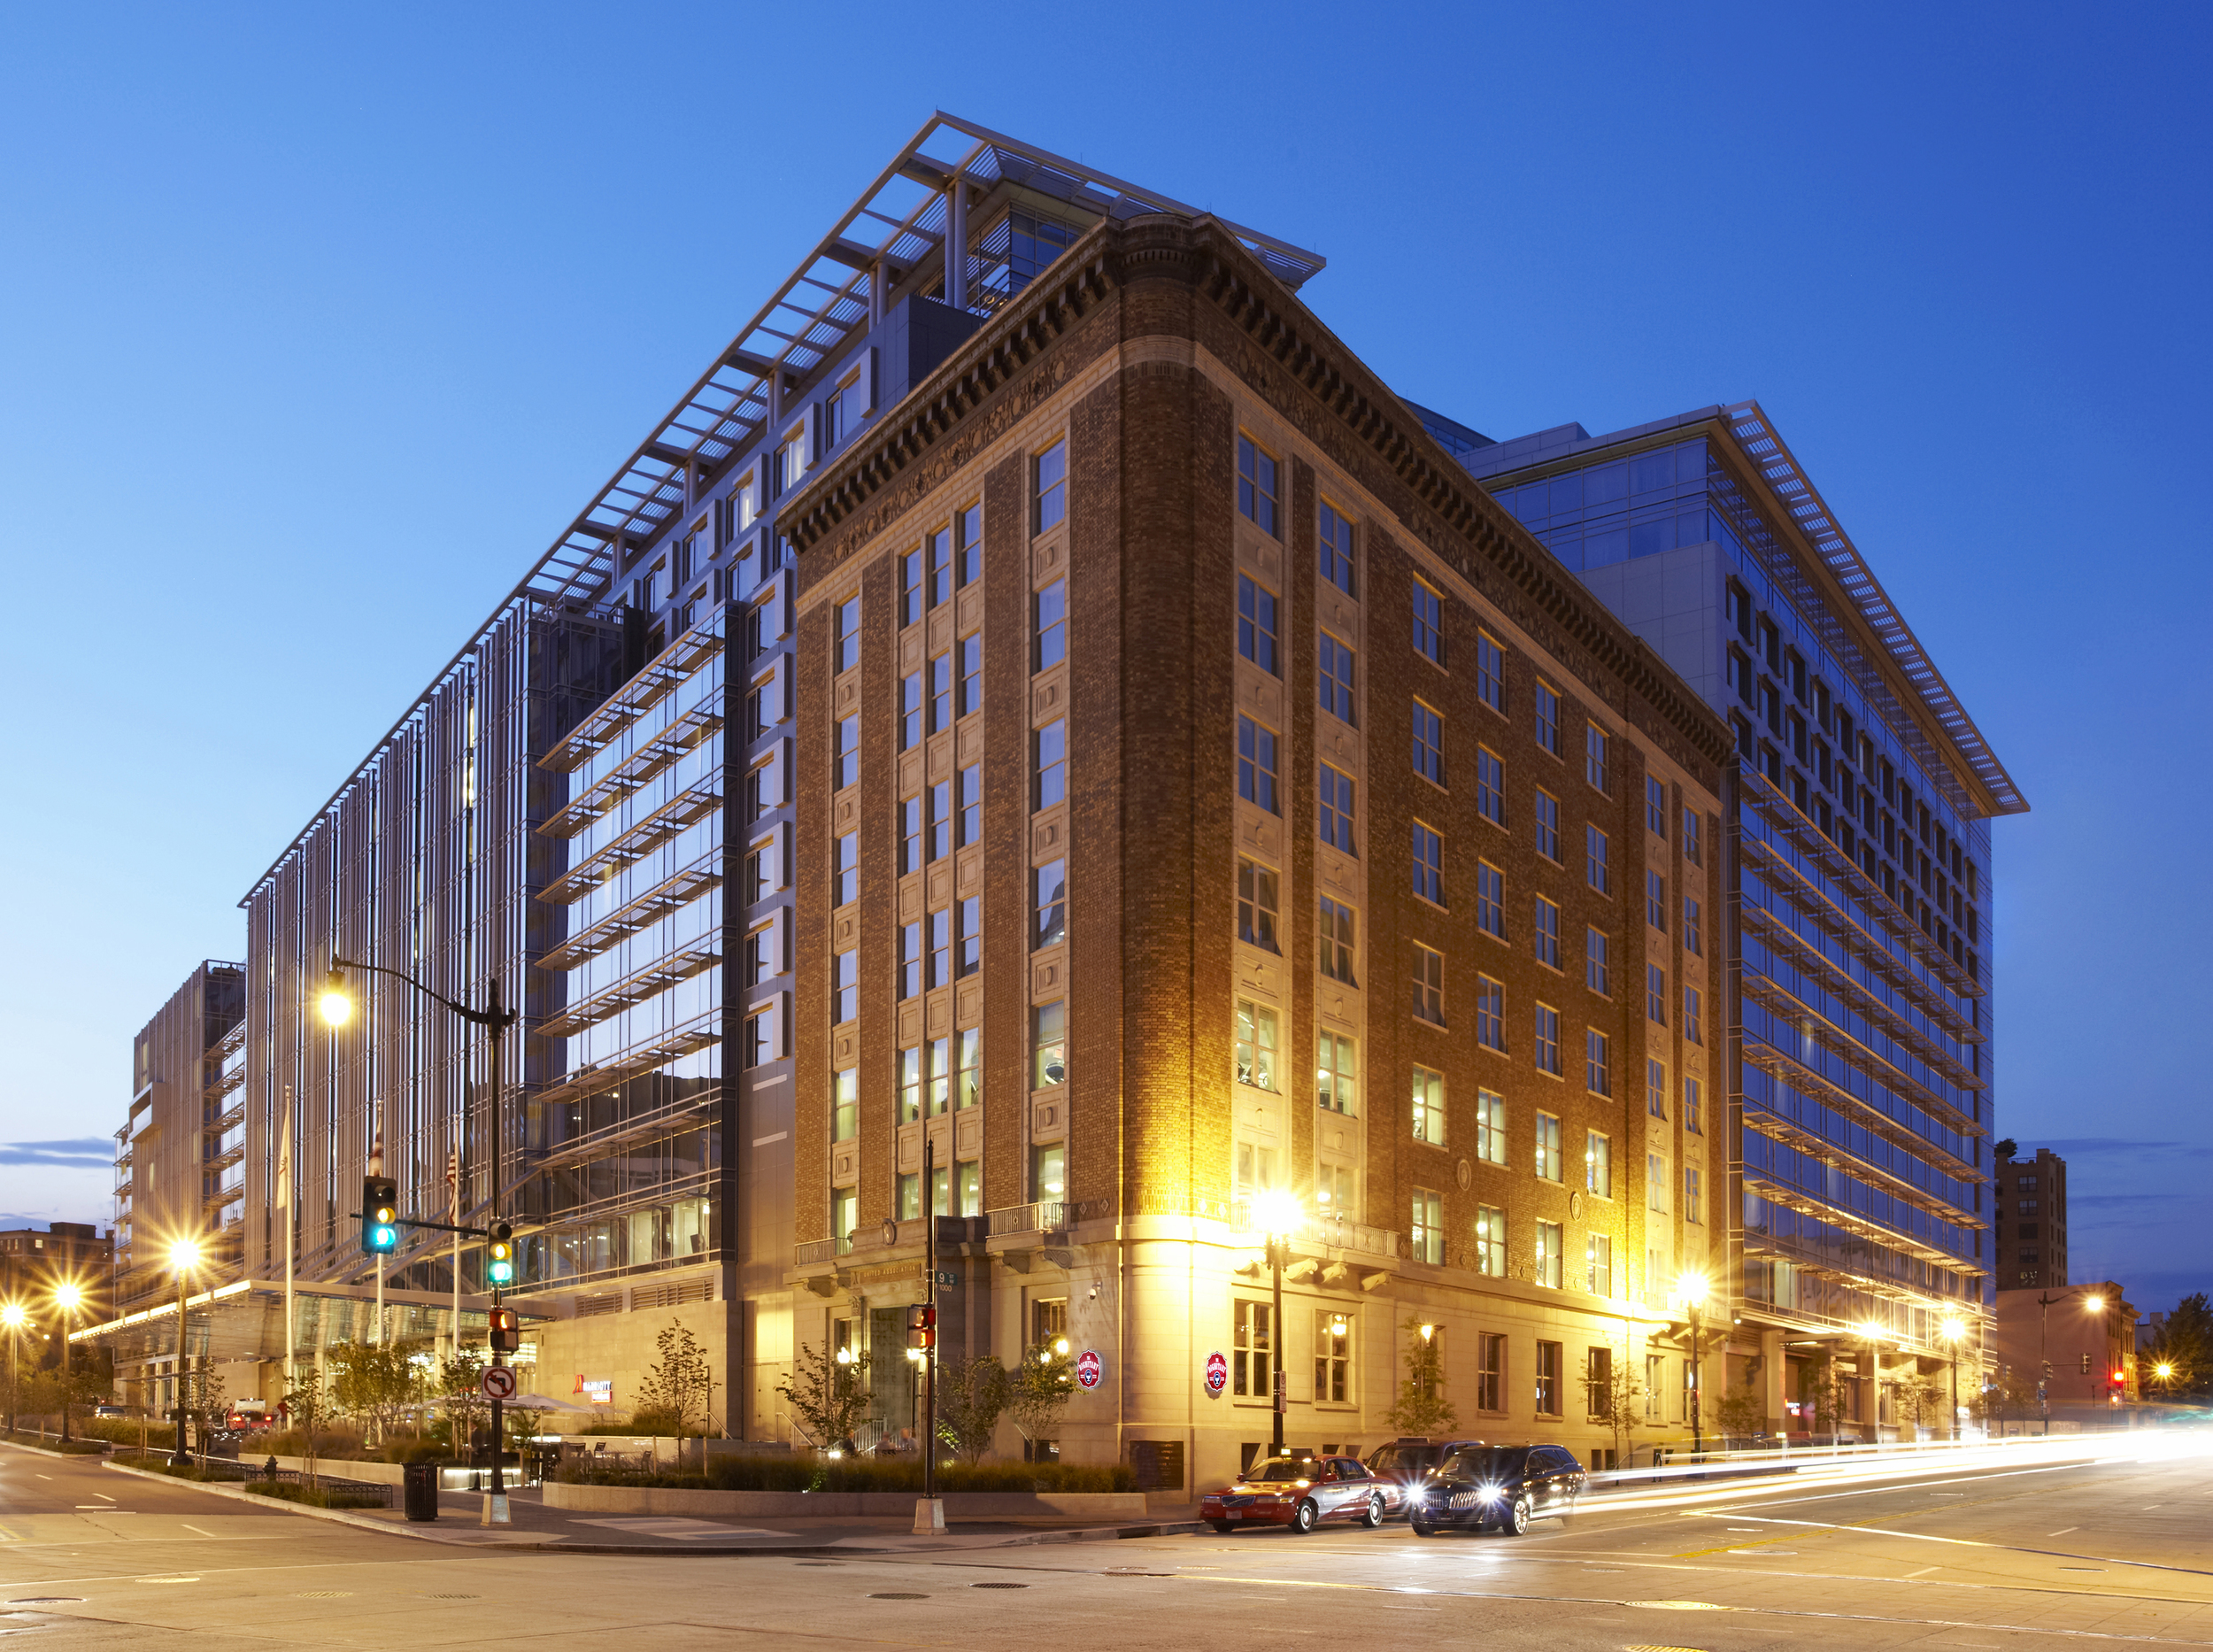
[1291,1499,1319,1534]
[1409,1517,1435,1537]
[1361,1494,1384,1529]
[1504,1494,1533,1537]
[1210,1521,1237,1534]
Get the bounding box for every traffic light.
[489,1308,520,1355]
[487,1222,514,1288]
[2110,1367,2127,1390]
[362,1176,399,1254]
[906,1304,935,1351]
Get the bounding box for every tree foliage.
[1716,1383,1768,1442]
[777,1341,871,1448]
[633,1320,718,1436]
[935,1356,1008,1463]
[2147,1293,2213,1398]
[1006,1340,1075,1447]
[326,1340,426,1442]
[1384,1318,1458,1437]
[284,1367,337,1490]
[1601,1344,1649,1463]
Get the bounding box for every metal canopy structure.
[70,1278,536,1367]
[244,112,1324,907]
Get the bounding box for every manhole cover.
[972,1581,1029,1588]
[868,1593,929,1600]
[1627,1602,1731,1611]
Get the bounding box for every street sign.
[480,1365,517,1402]
[1075,1349,1103,1390]
[1203,1351,1228,1396]
[932,1270,959,1288]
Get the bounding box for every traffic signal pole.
[487,974,506,1518]
[914,1137,942,1535]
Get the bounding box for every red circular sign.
[1075,1349,1103,1389]
[1204,1351,1228,1395]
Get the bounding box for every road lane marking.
[2049,1527,2078,1536]
[1904,1566,1939,1578]
[90,1494,113,1503]
[181,1525,217,1538]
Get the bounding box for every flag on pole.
[447,1146,459,1221]
[276,1093,292,1214]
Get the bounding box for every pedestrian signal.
[490,1308,520,1355]
[906,1303,935,1351]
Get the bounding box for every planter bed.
[543,1481,1148,1519]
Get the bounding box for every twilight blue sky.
[1,5,2205,1307]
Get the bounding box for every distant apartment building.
[1994,1146,2067,1289]
[1439,406,2024,1437]
[0,1222,113,1328]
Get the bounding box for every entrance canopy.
[68,1278,543,1365]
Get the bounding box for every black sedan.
[1407,1443,1586,1537]
[1363,1436,1489,1517]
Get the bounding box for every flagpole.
[368,1133,385,1347]
[448,1140,461,1367]
[280,1086,295,1397]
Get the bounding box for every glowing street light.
[1249,1190,1305,1458]
[1675,1272,1710,1455]
[1,1302,24,1436]
[51,1281,86,1443]
[169,1238,204,1467]
[319,967,352,1027]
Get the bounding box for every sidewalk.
[100,1460,1204,1556]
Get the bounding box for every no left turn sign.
[481,1365,517,1402]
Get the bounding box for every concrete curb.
[96,1461,1206,1556]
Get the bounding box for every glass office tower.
[1430,402,2024,1435]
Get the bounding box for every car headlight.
[1478,1483,1506,1502]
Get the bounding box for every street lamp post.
[1676,1272,1708,1455]
[169,1239,201,1467]
[1253,1191,1302,1458]
[2035,1287,2104,1436]
[324,956,518,1508]
[2,1303,23,1437]
[53,1284,81,1444]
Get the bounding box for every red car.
[1201,1454,1387,1534]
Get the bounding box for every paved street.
[4,1435,2211,1647]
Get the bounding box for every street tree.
[1384,1318,1458,1437]
[438,1349,488,1449]
[1600,1342,1649,1464]
[1006,1340,1075,1458]
[327,1340,425,1444]
[776,1341,871,1450]
[633,1319,719,1436]
[285,1367,337,1491]
[934,1355,1008,1463]
[1716,1383,1768,1443]
[2147,1293,2213,1398]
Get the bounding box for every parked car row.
[1199,1438,1588,1538]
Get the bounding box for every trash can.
[403,1461,439,1524]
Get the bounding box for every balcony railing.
[985,1199,1111,1239]
[1228,1201,1401,1261]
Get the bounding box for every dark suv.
[1407,1443,1586,1537]
[1363,1437,1488,1518]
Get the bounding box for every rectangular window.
[1237,435,1278,536]
[1413,822,1444,904]
[1470,1208,1505,1287]
[1646,775,1667,836]
[1586,1130,1612,1198]
[1535,1109,1562,1180]
[837,713,861,785]
[1476,630,1504,713]
[929,652,952,733]
[1476,1089,1506,1165]
[1586,824,1610,894]
[1411,579,1442,663]
[1238,858,1281,952]
[927,907,952,987]
[1587,1236,1614,1299]
[897,1172,921,1220]
[1585,723,1609,793]
[1314,1308,1353,1404]
[955,1157,982,1217]
[1476,746,1504,825]
[959,632,983,716]
[1646,869,1667,931]
[1034,719,1068,809]
[1535,680,1561,754]
[1534,895,1561,969]
[1411,1187,1445,1264]
[1236,1000,1280,1091]
[834,831,858,906]
[957,501,983,586]
[1646,963,1667,1025]
[1684,897,1702,957]
[1034,441,1067,533]
[1319,763,1357,855]
[898,921,922,1000]
[1476,860,1504,938]
[1317,1032,1358,1115]
[899,793,924,875]
[1585,1029,1611,1096]
[901,545,925,627]
[1032,1001,1066,1088]
[1317,1161,1355,1220]
[1033,859,1067,949]
[956,896,981,978]
[1319,897,1357,984]
[1411,1065,1445,1144]
[1685,985,1704,1046]
[1585,927,1609,996]
[1238,574,1280,675]
[1237,716,1280,814]
[1319,633,1357,724]
[955,1025,981,1110]
[1233,1300,1273,1398]
[1475,973,1502,1049]
[1535,1224,1564,1292]
[1646,1058,1668,1120]
[1646,1354,1665,1422]
[1685,1076,1703,1135]
[959,763,982,845]
[781,422,809,491]
[1412,699,1445,784]
[836,596,860,672]
[1033,1142,1065,1203]
[1315,498,1357,593]
[925,1035,952,1117]
[1533,1339,1565,1418]
[1685,1166,1703,1225]
[1683,807,1701,866]
[1415,945,1446,1025]
[1535,789,1561,861]
[833,949,858,1024]
[1534,1003,1561,1076]
[929,526,953,608]
[1034,578,1067,670]
[898,670,922,750]
[1647,1153,1669,1213]
[1477,1330,1504,1409]
[832,1068,859,1142]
